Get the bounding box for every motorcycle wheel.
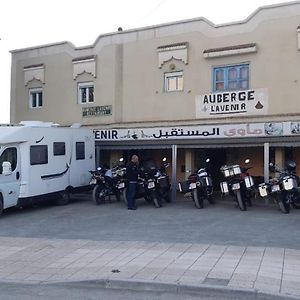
[92,185,106,205]
[207,195,215,205]
[192,189,204,209]
[278,198,290,214]
[153,196,162,208]
[151,191,162,208]
[163,190,171,203]
[122,188,128,206]
[115,191,121,202]
[236,190,247,211]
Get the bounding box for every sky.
[0,0,293,123]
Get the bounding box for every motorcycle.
[122,158,168,208]
[178,158,214,209]
[220,159,255,211]
[154,157,171,203]
[258,160,300,214]
[141,166,163,208]
[90,158,126,205]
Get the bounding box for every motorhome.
[0,121,95,215]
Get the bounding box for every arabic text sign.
[93,122,300,141]
[195,88,268,118]
[93,123,267,141]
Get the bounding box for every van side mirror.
[2,161,12,176]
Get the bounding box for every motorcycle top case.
[244,176,254,189]
[258,183,268,197]
[221,165,241,178]
[178,180,191,194]
[220,181,229,194]
[282,176,298,191]
[199,176,213,188]
[158,176,169,189]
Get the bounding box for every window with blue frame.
[213,64,249,92]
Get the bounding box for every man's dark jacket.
[126,161,139,182]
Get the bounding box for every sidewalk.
[0,237,299,298]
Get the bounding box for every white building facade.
[10,2,300,195]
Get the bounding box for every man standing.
[126,155,139,210]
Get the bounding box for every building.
[10,2,300,197]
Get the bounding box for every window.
[30,145,48,165]
[213,64,249,92]
[164,71,183,92]
[76,142,85,160]
[29,88,43,108]
[78,82,94,104]
[0,148,17,174]
[53,142,65,156]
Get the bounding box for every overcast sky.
[0,0,292,123]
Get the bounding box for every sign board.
[195,88,268,118]
[93,121,300,141]
[82,105,112,118]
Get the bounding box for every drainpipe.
[171,144,177,202]
[264,142,270,204]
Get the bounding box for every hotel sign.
[195,88,268,118]
[93,121,300,141]
[82,105,112,118]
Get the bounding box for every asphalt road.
[0,192,299,249]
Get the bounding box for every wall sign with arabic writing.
[93,121,300,141]
[195,88,268,118]
[82,105,112,118]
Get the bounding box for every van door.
[0,146,21,209]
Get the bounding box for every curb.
[46,278,300,300]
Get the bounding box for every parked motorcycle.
[90,158,126,205]
[220,159,255,211]
[258,160,300,213]
[155,157,171,203]
[178,158,214,209]
[122,157,170,208]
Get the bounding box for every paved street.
[0,192,300,249]
[0,193,299,299]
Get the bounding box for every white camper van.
[0,121,95,215]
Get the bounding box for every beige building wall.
[10,2,300,127]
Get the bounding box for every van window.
[76,142,85,160]
[0,147,17,174]
[53,142,66,156]
[30,145,48,165]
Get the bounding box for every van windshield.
[0,147,17,174]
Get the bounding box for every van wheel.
[56,190,70,206]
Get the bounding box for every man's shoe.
[128,207,136,210]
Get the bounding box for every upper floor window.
[29,88,43,108]
[164,71,183,92]
[213,64,249,92]
[78,82,94,104]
